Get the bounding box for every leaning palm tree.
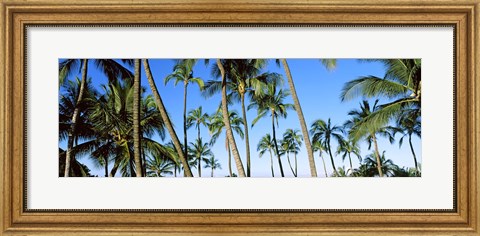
[310,118,344,177]
[143,59,193,177]
[59,77,98,176]
[283,129,303,177]
[59,59,133,177]
[278,59,336,177]
[312,140,328,177]
[249,83,294,177]
[395,111,421,176]
[215,59,246,177]
[344,100,396,177]
[257,133,276,177]
[336,137,362,176]
[208,109,244,177]
[204,156,222,177]
[187,106,209,143]
[206,59,283,177]
[340,59,421,134]
[165,59,204,163]
[189,138,213,177]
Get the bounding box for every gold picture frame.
[1,0,479,235]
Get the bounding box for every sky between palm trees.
[59,59,421,177]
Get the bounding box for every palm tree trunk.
[409,134,419,176]
[198,155,202,177]
[183,83,188,175]
[211,166,214,177]
[217,59,246,177]
[372,134,384,177]
[109,157,121,177]
[294,152,298,177]
[280,59,317,177]
[319,152,328,177]
[286,152,297,177]
[174,164,177,177]
[269,149,275,177]
[240,94,251,177]
[141,149,147,177]
[227,139,233,177]
[271,111,285,177]
[142,59,193,177]
[327,143,339,176]
[348,153,353,176]
[133,59,143,177]
[104,156,108,177]
[64,59,88,177]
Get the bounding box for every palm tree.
[278,59,336,177]
[208,109,244,177]
[283,129,303,177]
[395,111,421,176]
[331,166,348,177]
[165,59,204,165]
[189,138,213,177]
[257,134,276,177]
[312,140,328,177]
[310,118,344,177]
[59,78,98,176]
[146,155,175,177]
[215,59,246,177]
[279,139,297,177]
[336,137,361,176]
[249,83,294,177]
[187,106,209,143]
[340,59,421,134]
[132,59,143,177]
[204,156,222,177]
[59,59,133,177]
[143,59,193,177]
[205,59,283,177]
[344,100,396,177]
[361,151,399,177]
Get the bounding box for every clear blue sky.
[59,59,421,177]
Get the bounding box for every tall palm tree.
[249,83,294,177]
[165,59,204,164]
[257,134,276,177]
[187,106,209,143]
[336,137,362,176]
[208,109,244,177]
[340,59,421,134]
[283,129,303,177]
[206,59,283,177]
[215,59,246,177]
[278,59,336,177]
[59,59,133,177]
[204,156,222,177]
[132,59,143,177]
[344,100,396,177]
[310,118,344,177]
[143,59,193,177]
[312,140,328,177]
[189,138,213,177]
[395,111,421,176]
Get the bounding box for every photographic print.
[59,59,421,178]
